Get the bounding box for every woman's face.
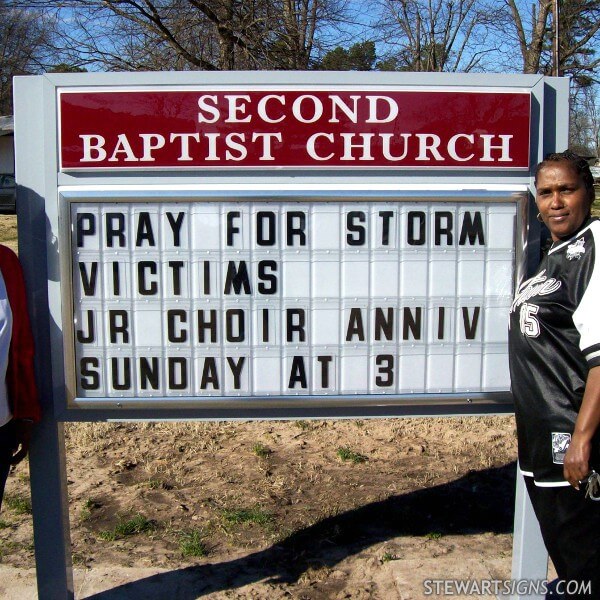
[535,162,593,242]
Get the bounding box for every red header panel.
[59,89,531,170]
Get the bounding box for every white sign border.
[56,85,532,173]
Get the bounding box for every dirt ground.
[0,415,542,599]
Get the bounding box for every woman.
[0,243,40,509]
[509,150,600,597]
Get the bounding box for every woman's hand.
[564,432,592,489]
[9,419,33,466]
[565,366,600,489]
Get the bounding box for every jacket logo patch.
[552,432,571,464]
[511,270,561,313]
[566,238,585,261]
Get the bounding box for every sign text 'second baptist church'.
[59,90,531,169]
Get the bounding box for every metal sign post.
[13,71,568,599]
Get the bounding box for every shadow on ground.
[85,462,517,599]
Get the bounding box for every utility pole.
[553,0,560,76]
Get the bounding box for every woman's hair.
[534,150,595,202]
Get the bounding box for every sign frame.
[13,71,569,600]
[59,186,526,418]
[16,69,558,423]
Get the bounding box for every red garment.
[0,245,40,422]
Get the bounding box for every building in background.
[0,116,15,213]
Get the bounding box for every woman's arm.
[564,365,600,488]
[0,245,40,423]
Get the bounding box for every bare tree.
[503,0,553,74]
[556,0,600,84]
[497,0,599,78]
[51,0,352,72]
[53,0,238,71]
[371,0,501,72]
[570,83,600,155]
[0,1,56,114]
[278,0,320,68]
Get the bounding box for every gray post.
[510,472,547,600]
[28,423,74,599]
[14,75,74,600]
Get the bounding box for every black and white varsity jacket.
[509,217,600,486]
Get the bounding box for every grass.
[425,531,443,540]
[143,478,173,490]
[380,551,400,563]
[336,447,367,464]
[4,494,32,515]
[0,540,20,559]
[98,513,157,541]
[220,506,273,527]
[179,530,208,558]
[80,498,101,522]
[0,520,10,529]
[72,551,89,566]
[252,442,272,458]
